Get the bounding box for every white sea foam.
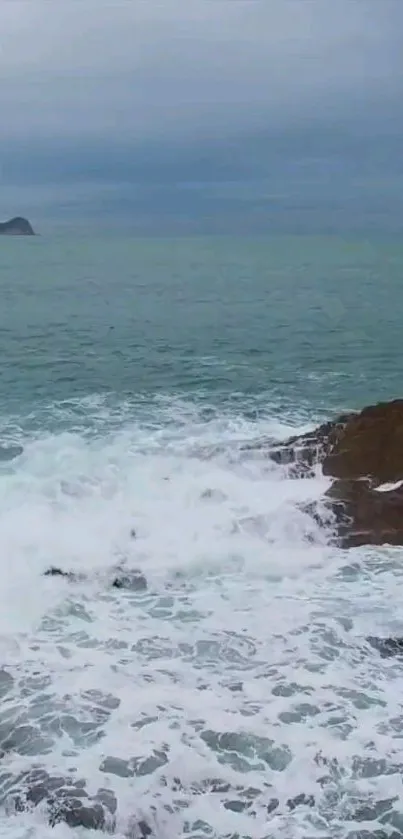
[0,400,403,838]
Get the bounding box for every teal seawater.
[1,234,403,422]
[1,235,403,838]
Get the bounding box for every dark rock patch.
[43,567,78,581]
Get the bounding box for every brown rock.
[324,478,403,548]
[268,413,354,477]
[272,399,403,547]
[323,399,403,484]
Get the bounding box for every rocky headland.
[0,217,35,235]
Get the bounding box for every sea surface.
[1,234,403,838]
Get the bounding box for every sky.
[1,0,403,233]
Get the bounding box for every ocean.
[1,233,403,838]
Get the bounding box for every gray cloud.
[1,0,402,143]
[1,0,402,231]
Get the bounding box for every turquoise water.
[1,234,403,838]
[2,235,403,419]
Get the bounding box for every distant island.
[0,217,35,236]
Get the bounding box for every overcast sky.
[1,0,402,231]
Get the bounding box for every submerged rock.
[0,217,35,236]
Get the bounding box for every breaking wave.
[0,397,402,838]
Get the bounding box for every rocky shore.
[266,399,403,548]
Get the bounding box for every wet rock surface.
[322,399,403,483]
[324,478,403,548]
[268,399,403,547]
[267,413,354,478]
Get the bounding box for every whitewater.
[1,395,403,839]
